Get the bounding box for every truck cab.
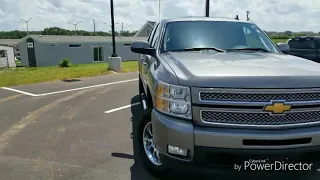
[288,36,320,62]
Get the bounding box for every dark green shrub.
[59,58,73,67]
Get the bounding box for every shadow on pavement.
[61,79,82,82]
[116,95,320,180]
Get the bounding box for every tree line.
[1,27,319,40]
[0,27,139,39]
[266,31,320,39]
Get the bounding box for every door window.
[299,39,316,49]
[288,39,299,49]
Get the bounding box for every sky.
[1,0,320,32]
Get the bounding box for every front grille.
[199,91,320,102]
[201,110,320,126]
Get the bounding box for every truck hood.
[161,51,320,88]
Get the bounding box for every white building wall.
[0,45,16,68]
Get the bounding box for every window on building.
[0,50,7,57]
[69,44,82,48]
[93,47,104,61]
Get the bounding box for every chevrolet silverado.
[131,17,320,177]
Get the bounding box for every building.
[134,21,156,37]
[0,39,20,57]
[19,35,147,67]
[0,45,16,68]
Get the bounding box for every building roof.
[134,21,157,37]
[20,35,147,44]
[0,39,20,46]
[0,44,14,48]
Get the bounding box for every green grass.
[0,61,138,87]
[271,39,289,44]
[15,60,23,67]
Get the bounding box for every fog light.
[168,145,188,157]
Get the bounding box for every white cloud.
[0,0,319,32]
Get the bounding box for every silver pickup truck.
[131,17,320,177]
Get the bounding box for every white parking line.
[1,79,138,97]
[104,102,141,114]
[1,87,38,97]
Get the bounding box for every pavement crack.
[0,94,23,104]
[0,88,96,153]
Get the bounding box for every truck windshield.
[161,21,280,53]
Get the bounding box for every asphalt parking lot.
[0,72,319,180]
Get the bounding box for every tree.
[283,31,293,36]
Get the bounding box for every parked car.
[287,36,320,62]
[131,17,320,178]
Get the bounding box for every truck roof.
[164,16,251,24]
[291,36,320,40]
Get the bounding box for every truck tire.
[137,108,171,178]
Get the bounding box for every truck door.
[297,38,317,61]
[315,38,320,62]
[288,39,300,57]
[141,23,158,93]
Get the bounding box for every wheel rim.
[143,122,162,166]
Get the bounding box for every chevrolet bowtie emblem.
[264,102,291,114]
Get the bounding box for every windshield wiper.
[169,47,226,53]
[227,48,271,52]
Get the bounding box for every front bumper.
[151,109,320,171]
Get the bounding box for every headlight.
[155,81,192,119]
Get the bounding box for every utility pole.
[105,22,119,35]
[121,22,123,36]
[110,0,117,57]
[246,11,250,21]
[93,19,96,33]
[205,0,210,17]
[21,18,32,35]
[159,0,161,22]
[68,21,83,35]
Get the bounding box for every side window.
[151,24,161,48]
[147,24,158,44]
[288,39,299,49]
[298,39,316,49]
[243,27,265,48]
[316,39,320,49]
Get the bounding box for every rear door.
[287,38,300,57]
[297,38,317,61]
[315,38,320,62]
